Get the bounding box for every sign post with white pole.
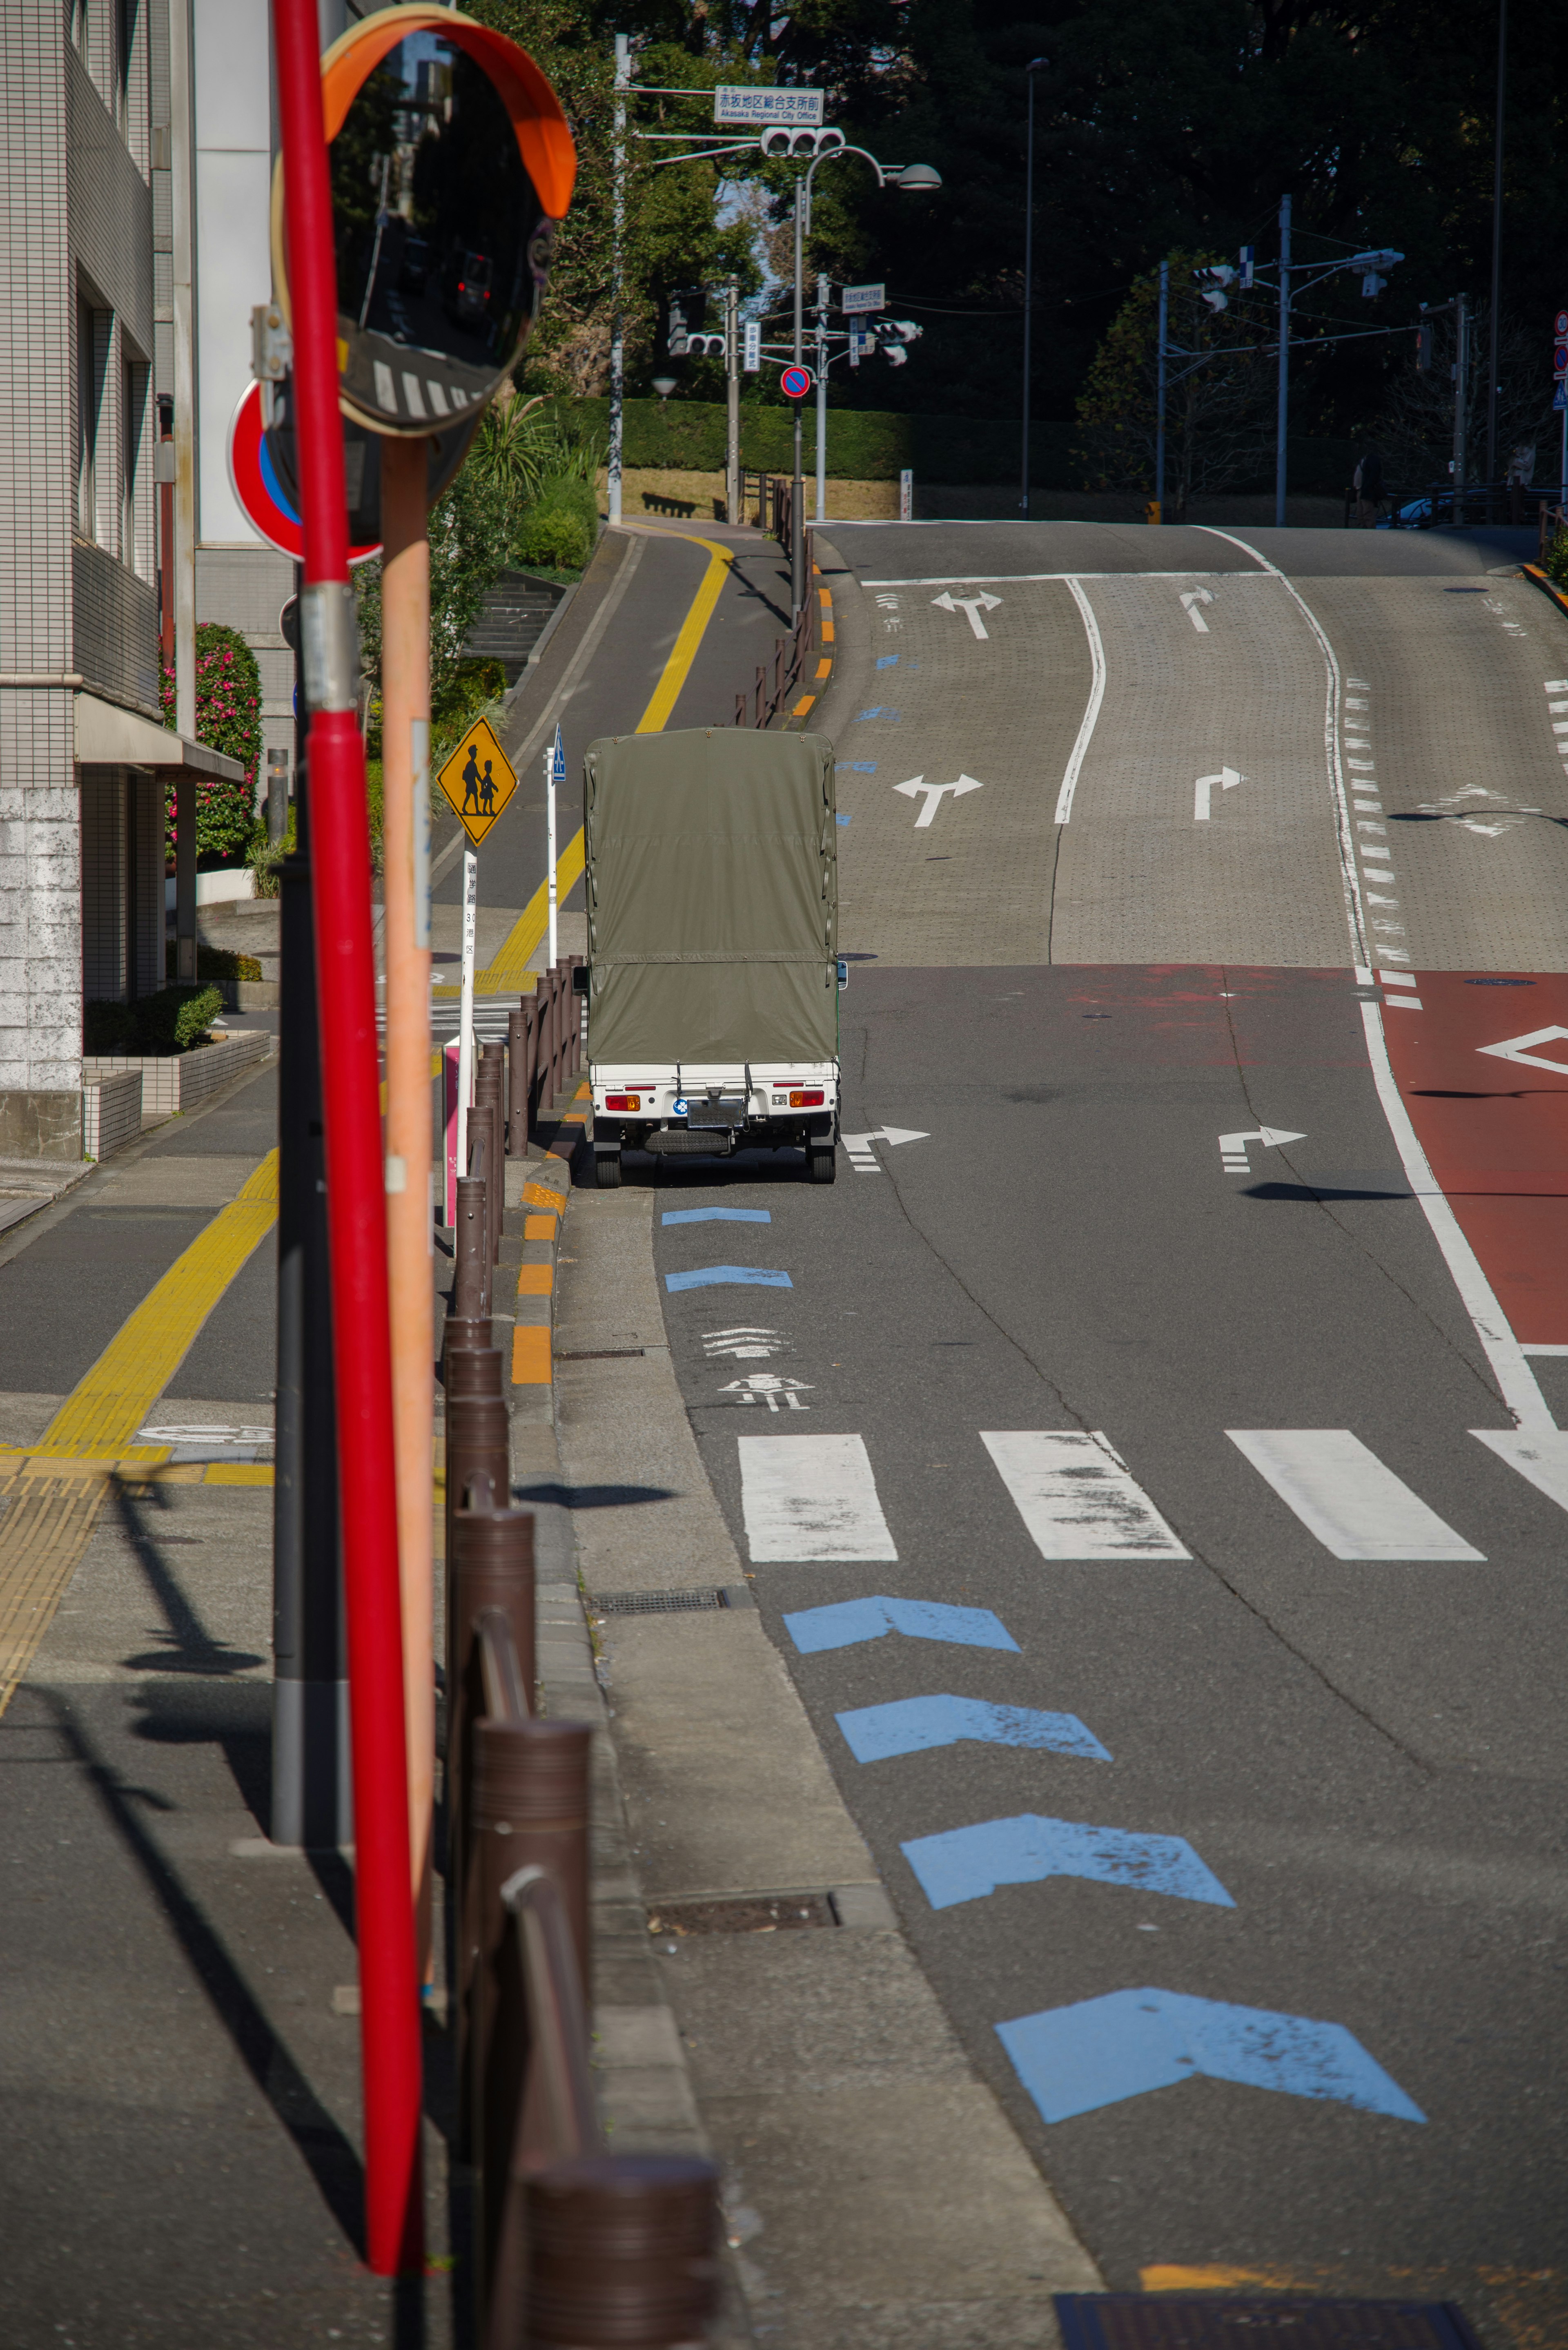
[547,720,564,967]
[456,849,477,1184]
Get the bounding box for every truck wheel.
[595,1150,622,1190]
[807,1144,836,1184]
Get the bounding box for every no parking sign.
[780,364,813,401]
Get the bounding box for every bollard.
[470,1717,592,2297]
[520,2155,722,2350]
[506,1009,526,1157]
[453,1173,489,1320]
[469,1101,499,1271]
[449,1501,536,2151]
[444,1384,511,1590]
[522,993,539,1126]
[442,1312,494,1367]
[472,1080,503,1267]
[442,1344,504,1594]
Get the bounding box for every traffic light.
[1193,264,1236,314]
[758,125,846,159]
[666,286,708,356]
[1415,321,1434,373]
[872,318,922,367]
[685,334,726,359]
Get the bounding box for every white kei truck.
[579,727,842,1188]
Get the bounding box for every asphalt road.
[628,519,1568,2346]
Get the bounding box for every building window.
[78,298,101,540]
[122,357,148,572]
[68,0,90,63]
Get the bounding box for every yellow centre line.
[29,1151,281,1461]
[462,527,737,997]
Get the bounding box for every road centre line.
[739,1432,898,1563]
[1194,528,1368,968]
[1227,1429,1483,1560]
[1054,580,1107,826]
[1359,999,1554,1431]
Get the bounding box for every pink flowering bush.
[160,624,265,865]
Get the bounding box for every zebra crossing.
[379,992,518,1047]
[738,1420,1532,1570]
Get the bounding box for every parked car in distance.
[399,236,431,292]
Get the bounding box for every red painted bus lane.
[1383,973,1568,1345]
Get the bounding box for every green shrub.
[162,944,262,982]
[1546,530,1568,591]
[431,658,508,766]
[513,500,591,571]
[83,984,223,1055]
[159,624,265,866]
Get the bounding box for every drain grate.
[648,1891,838,1936]
[556,1347,646,1361]
[1054,2297,1483,2350]
[591,1586,754,1616]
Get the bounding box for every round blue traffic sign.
[780,365,813,401]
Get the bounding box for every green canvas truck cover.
[583,727,838,1065]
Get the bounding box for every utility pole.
[725,276,741,524]
[815,272,829,522]
[1020,60,1045,518]
[1486,0,1507,502]
[1274,193,1291,529]
[608,33,629,527]
[1154,259,1168,523]
[791,179,805,613]
[1454,291,1470,513]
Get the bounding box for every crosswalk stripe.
[1470,1427,1568,1516]
[981,1431,1191,1561]
[738,1433,897,1563]
[1227,1429,1483,1560]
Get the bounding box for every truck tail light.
[605,1094,640,1112]
[789,1089,824,1108]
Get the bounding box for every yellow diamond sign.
[437,717,518,847]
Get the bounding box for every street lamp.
[785,140,941,614]
[1020,58,1047,520]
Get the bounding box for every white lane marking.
[931,589,1002,638]
[841,1124,928,1174]
[982,1431,1191,1561]
[1195,528,1368,967]
[894,773,984,827]
[1054,579,1106,826]
[1194,765,1243,821]
[1384,996,1423,1010]
[860,569,1256,586]
[1472,1428,1568,1513]
[704,1326,784,1359]
[1522,1344,1568,1355]
[400,372,428,420]
[1227,1430,1484,1560]
[1477,1025,1568,1075]
[1381,972,1418,987]
[739,1433,898,1562]
[373,359,396,410]
[1360,1000,1553,1430]
[1180,587,1214,631]
[1219,1125,1305,1175]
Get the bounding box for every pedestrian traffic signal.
[272,8,576,438]
[758,126,846,159]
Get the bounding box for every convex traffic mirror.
[271,6,576,437]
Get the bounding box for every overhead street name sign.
[714,86,824,126]
[438,717,518,847]
[842,283,885,314]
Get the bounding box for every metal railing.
[443,1463,722,2343]
[736,592,817,731]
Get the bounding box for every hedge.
[537,395,1364,493]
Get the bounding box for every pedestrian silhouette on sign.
[479,760,497,815]
[461,744,482,812]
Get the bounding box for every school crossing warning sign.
[437,718,518,847]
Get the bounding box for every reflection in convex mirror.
[288,11,576,437]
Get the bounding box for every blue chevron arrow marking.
[665,1265,793,1291]
[783,1595,1020,1655]
[837,1695,1111,1765]
[996,1988,1425,2125]
[662,1207,772,1225]
[902,1814,1235,1911]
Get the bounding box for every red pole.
[272,0,423,2275]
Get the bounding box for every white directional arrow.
[895,774,984,829]
[1477,1025,1568,1076]
[1180,587,1216,633]
[931,589,1002,640]
[840,1126,931,1174]
[1219,1126,1306,1174]
[1194,765,1244,821]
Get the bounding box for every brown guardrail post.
[448,1502,536,2154]
[506,1008,526,1157]
[564,957,582,1078]
[453,1173,488,1320]
[444,1378,510,1602]
[471,1093,501,1268]
[470,1718,592,2301]
[521,2154,722,2350]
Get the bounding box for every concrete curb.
[1522,559,1568,621]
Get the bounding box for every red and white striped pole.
[271,0,423,2275]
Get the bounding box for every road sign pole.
[546,734,559,966]
[815,274,828,523]
[1275,192,1291,530]
[458,851,478,1184]
[273,0,422,2276]
[379,435,435,1982]
[792,177,805,616]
